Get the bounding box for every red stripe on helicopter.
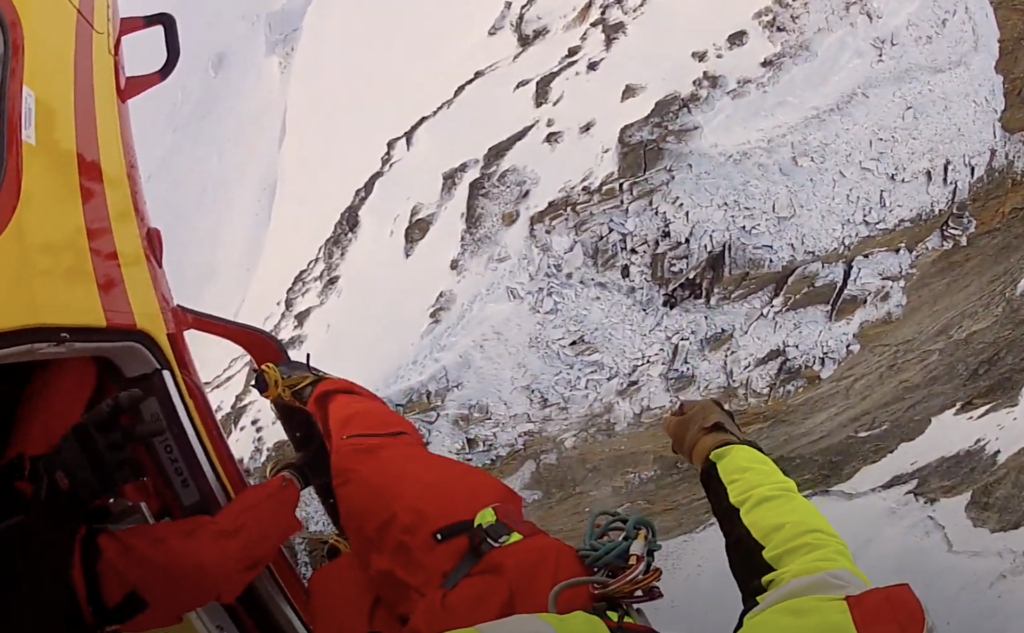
[0,0,25,239]
[74,0,136,328]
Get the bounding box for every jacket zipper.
[338,430,409,441]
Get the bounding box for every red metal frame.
[175,306,289,367]
[111,6,311,622]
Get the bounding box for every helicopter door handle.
[117,12,181,102]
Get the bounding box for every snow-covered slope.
[122,0,313,372]
[128,0,1024,625]
[648,394,1024,632]
[206,0,1009,467]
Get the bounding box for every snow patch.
[502,459,543,502]
[125,0,309,332]
[852,425,889,438]
[645,486,1024,632]
[837,391,1024,494]
[236,0,521,336]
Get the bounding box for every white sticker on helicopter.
[142,397,201,508]
[22,86,35,145]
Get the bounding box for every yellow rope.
[257,362,285,399]
[326,534,350,556]
[257,362,321,404]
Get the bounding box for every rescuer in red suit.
[5,355,590,633]
[253,362,594,633]
[1,357,302,632]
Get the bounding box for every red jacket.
[4,357,301,631]
[302,378,593,633]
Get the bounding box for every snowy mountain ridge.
[127,0,1024,626]
[206,0,1011,467]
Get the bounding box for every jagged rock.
[459,124,538,270]
[544,131,565,146]
[693,70,725,91]
[428,289,457,325]
[755,348,785,369]
[267,58,501,338]
[691,49,709,63]
[621,83,647,102]
[535,61,578,107]
[602,20,627,50]
[219,400,253,436]
[618,91,701,177]
[663,246,728,308]
[786,282,838,312]
[513,1,550,49]
[940,200,976,246]
[470,401,491,421]
[293,306,314,329]
[404,159,478,259]
[776,262,841,312]
[831,293,867,321]
[726,29,750,50]
[404,211,436,258]
[885,445,999,502]
[704,331,733,353]
[568,0,593,29]
[966,448,1024,532]
[530,196,573,229]
[488,1,512,36]
[579,119,597,135]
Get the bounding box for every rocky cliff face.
[208,0,1013,490]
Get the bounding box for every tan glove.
[663,399,745,467]
[265,442,330,490]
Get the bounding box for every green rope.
[577,509,661,571]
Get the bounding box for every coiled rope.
[548,509,664,614]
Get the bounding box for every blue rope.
[577,509,661,571]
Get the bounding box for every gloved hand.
[663,399,745,468]
[265,441,331,491]
[252,360,333,407]
[37,389,157,506]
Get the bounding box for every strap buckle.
[472,520,514,551]
[437,506,528,590]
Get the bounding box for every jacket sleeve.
[700,444,870,625]
[82,475,302,632]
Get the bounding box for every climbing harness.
[435,505,540,590]
[547,509,663,627]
